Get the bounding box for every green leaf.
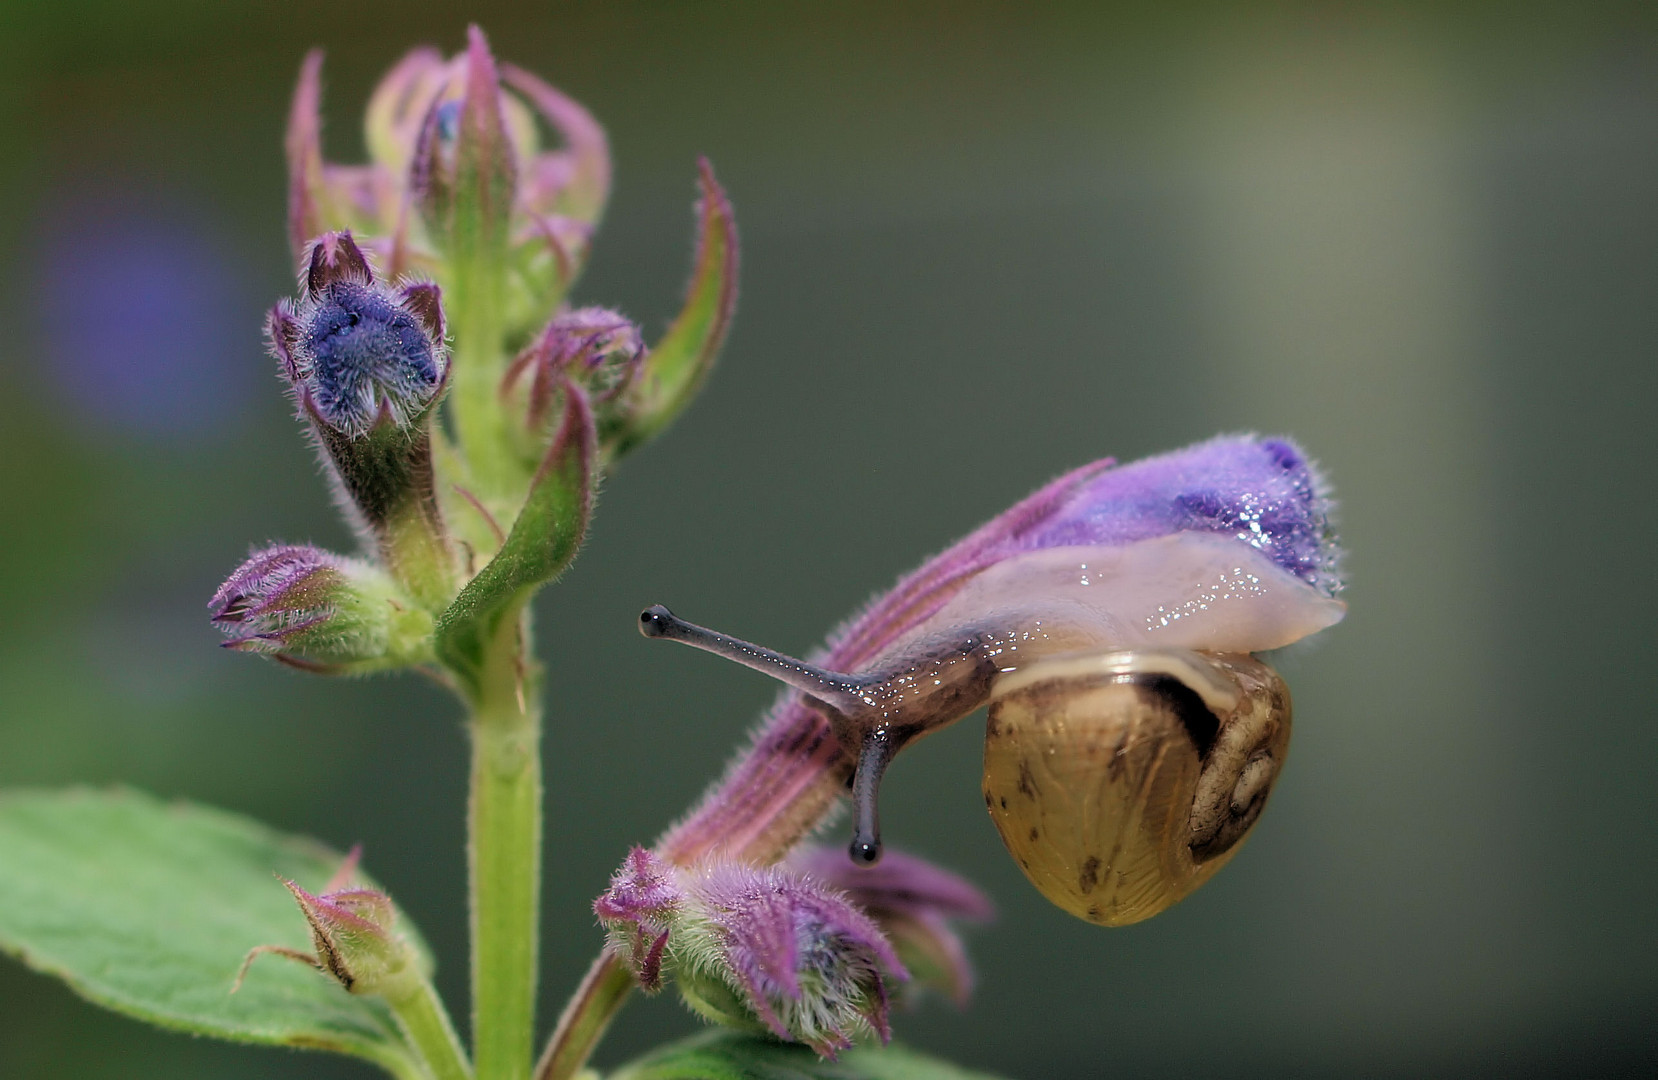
[609,158,739,460]
[0,787,429,1079]
[435,386,596,696]
[609,1030,1013,1080]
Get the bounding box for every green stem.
[449,252,516,500]
[534,952,634,1080]
[387,975,474,1080]
[469,612,542,1080]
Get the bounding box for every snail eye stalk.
[639,605,901,863]
[637,605,869,715]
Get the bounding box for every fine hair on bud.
[270,232,449,440]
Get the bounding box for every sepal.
[435,381,596,696]
[786,845,993,1007]
[595,850,907,1058]
[608,159,739,460]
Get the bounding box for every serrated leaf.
[436,386,595,696]
[609,158,738,459]
[0,787,429,1078]
[609,1030,1013,1080]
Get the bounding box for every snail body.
[640,528,1339,924]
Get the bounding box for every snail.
[640,528,1343,925]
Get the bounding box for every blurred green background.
[0,1,1654,1076]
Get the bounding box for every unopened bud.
[502,307,643,456]
[235,857,420,999]
[268,232,455,608]
[209,544,432,673]
[410,25,518,254]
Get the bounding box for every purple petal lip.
[1018,434,1341,596]
[787,845,994,923]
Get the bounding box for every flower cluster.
[213,28,737,676]
[198,21,1350,1075]
[287,26,608,332]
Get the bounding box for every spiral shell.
[983,649,1290,926]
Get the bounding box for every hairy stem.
[534,952,634,1080]
[450,251,516,501]
[469,612,542,1080]
[387,975,474,1080]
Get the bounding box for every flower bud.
[364,47,449,183]
[285,880,409,994]
[209,544,433,673]
[235,855,422,999]
[596,850,906,1057]
[274,232,447,439]
[592,847,680,991]
[785,845,993,1007]
[268,232,455,609]
[410,25,518,255]
[501,307,644,456]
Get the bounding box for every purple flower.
[595,850,907,1056]
[209,543,432,673]
[786,845,993,1006]
[652,434,1343,869]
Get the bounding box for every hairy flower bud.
[410,26,519,254]
[786,845,993,1007]
[274,232,447,439]
[235,852,423,999]
[209,544,433,673]
[596,849,906,1057]
[502,307,644,457]
[268,232,455,608]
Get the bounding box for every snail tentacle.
[638,604,869,716]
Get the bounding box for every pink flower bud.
[209,544,430,673]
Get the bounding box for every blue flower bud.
[273,232,447,439]
[267,233,456,609]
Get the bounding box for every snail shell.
[983,648,1289,926]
